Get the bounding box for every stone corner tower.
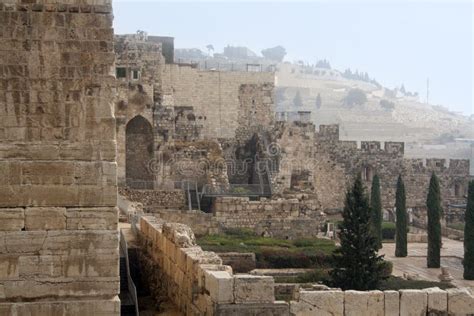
[0,0,119,314]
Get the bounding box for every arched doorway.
[126,115,154,189]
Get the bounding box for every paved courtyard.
[381,238,474,289]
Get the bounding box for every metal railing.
[120,230,139,316]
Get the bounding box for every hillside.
[275,62,473,173]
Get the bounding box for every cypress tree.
[330,175,384,290]
[464,180,474,279]
[395,175,408,257]
[427,172,442,268]
[370,174,383,249]
[316,93,322,109]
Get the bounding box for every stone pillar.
[0,0,119,314]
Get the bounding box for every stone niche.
[0,0,119,314]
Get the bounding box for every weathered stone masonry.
[272,122,470,214]
[114,33,275,189]
[138,216,474,316]
[0,0,119,314]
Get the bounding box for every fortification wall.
[273,122,470,213]
[160,64,275,139]
[0,0,119,313]
[138,216,289,315]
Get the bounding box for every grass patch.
[447,223,465,231]
[382,221,396,241]
[197,230,337,269]
[274,269,330,284]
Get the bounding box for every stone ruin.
[0,0,472,314]
[113,28,469,238]
[137,215,474,315]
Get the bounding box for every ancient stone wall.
[114,34,159,185]
[212,196,325,239]
[159,64,275,139]
[138,216,289,315]
[119,188,186,210]
[0,0,119,313]
[273,122,470,213]
[139,216,474,316]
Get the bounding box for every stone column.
[0,0,119,314]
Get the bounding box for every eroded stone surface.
[344,290,384,316]
[290,290,344,316]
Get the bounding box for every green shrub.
[274,269,330,284]
[256,249,334,269]
[222,227,256,237]
[379,260,393,278]
[296,269,330,283]
[382,222,396,240]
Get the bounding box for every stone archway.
[126,115,154,189]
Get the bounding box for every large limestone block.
[425,287,447,314]
[447,288,474,315]
[18,255,58,278]
[0,208,24,231]
[400,290,427,316]
[0,184,117,208]
[0,255,19,279]
[234,274,275,304]
[290,290,344,316]
[204,270,234,303]
[216,301,290,316]
[2,231,47,254]
[186,250,222,276]
[0,296,120,316]
[384,290,400,316]
[66,207,118,230]
[40,230,118,255]
[198,264,233,290]
[177,246,203,272]
[344,290,384,316]
[2,279,119,299]
[25,207,66,231]
[162,222,197,248]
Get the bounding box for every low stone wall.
[138,216,474,315]
[443,226,464,240]
[407,233,428,243]
[290,287,474,316]
[138,216,289,315]
[152,209,217,237]
[213,197,325,239]
[119,188,186,210]
[218,253,257,273]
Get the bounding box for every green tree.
[427,172,442,268]
[464,180,474,279]
[330,175,385,290]
[315,93,322,109]
[344,88,367,107]
[395,175,408,257]
[370,174,383,249]
[293,91,303,107]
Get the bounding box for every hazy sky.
[114,1,473,115]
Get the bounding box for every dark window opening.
[116,67,127,78]
[132,69,140,80]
